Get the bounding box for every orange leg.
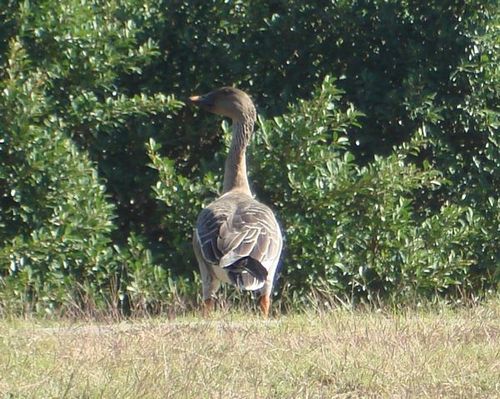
[202,298,214,317]
[259,295,271,318]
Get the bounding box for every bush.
[252,76,497,303]
[0,1,183,314]
[0,41,116,313]
[1,0,497,313]
[149,76,498,305]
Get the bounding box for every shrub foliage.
[0,0,498,314]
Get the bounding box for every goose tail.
[225,257,268,291]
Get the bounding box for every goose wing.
[195,194,281,271]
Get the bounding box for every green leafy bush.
[149,77,497,305]
[0,2,183,314]
[0,41,116,313]
[114,233,199,316]
[0,0,497,314]
[251,77,497,303]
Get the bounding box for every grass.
[0,300,499,398]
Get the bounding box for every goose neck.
[222,118,254,194]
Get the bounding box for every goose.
[189,87,283,317]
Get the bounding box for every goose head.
[189,87,256,122]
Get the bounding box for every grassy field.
[0,300,499,398]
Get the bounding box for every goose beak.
[189,94,209,106]
[188,94,214,112]
[188,95,202,103]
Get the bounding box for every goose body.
[189,87,283,316]
[195,191,282,290]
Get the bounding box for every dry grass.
[1,300,499,399]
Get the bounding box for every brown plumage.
[189,87,283,317]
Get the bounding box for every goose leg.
[259,277,276,317]
[199,264,220,317]
[193,235,220,316]
[259,295,271,317]
[203,298,215,316]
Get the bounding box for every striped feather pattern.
[195,192,282,291]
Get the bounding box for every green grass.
[1,300,499,398]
